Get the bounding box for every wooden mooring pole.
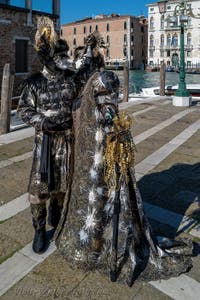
[160,62,166,96]
[0,63,14,135]
[123,60,129,103]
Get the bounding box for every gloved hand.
[42,118,70,132]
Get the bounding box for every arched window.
[83,26,86,34]
[160,15,165,29]
[150,17,154,29]
[106,23,110,32]
[73,38,76,46]
[89,25,92,33]
[95,24,98,31]
[160,34,164,47]
[167,34,171,46]
[187,33,192,46]
[124,21,127,30]
[73,27,76,35]
[150,35,154,47]
[173,33,178,47]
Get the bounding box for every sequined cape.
[56,71,192,285]
[17,70,76,195]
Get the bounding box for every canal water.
[116,70,200,94]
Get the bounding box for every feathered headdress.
[35,16,58,52]
[84,31,106,57]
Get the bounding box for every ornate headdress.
[35,16,58,51]
[84,31,106,57]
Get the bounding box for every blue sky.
[60,0,151,25]
[10,0,151,25]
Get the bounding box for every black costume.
[56,33,192,285]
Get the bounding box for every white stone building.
[147,0,200,68]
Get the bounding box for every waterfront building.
[147,0,200,67]
[0,0,60,93]
[61,14,148,69]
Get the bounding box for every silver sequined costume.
[56,70,192,286]
[18,69,75,202]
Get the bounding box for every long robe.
[18,70,75,196]
[56,71,192,286]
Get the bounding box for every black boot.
[31,203,47,254]
[48,193,64,229]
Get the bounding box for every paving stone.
[0,159,31,205]
[0,137,34,161]
[0,208,33,246]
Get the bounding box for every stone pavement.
[0,97,200,300]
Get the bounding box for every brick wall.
[0,4,57,98]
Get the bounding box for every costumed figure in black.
[17,17,75,253]
[56,32,193,286]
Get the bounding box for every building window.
[172,17,178,27]
[123,48,127,57]
[95,24,98,31]
[83,26,86,34]
[149,50,154,58]
[106,35,110,45]
[150,8,154,12]
[106,23,110,32]
[141,26,144,33]
[131,22,134,29]
[73,38,76,46]
[73,27,76,35]
[150,17,154,29]
[124,34,127,45]
[167,6,171,10]
[167,34,171,46]
[89,25,92,33]
[187,33,192,46]
[187,51,191,57]
[187,61,191,67]
[131,48,134,56]
[167,50,170,57]
[106,49,109,58]
[160,34,164,47]
[160,15,165,29]
[15,39,28,73]
[60,29,63,36]
[188,17,192,26]
[160,50,165,57]
[172,33,178,47]
[124,21,127,30]
[150,35,154,47]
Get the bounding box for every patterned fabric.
[56,71,192,286]
[18,69,75,196]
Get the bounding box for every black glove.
[42,118,70,132]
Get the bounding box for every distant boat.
[145,66,160,72]
[141,84,200,97]
[166,66,175,72]
[176,69,200,74]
